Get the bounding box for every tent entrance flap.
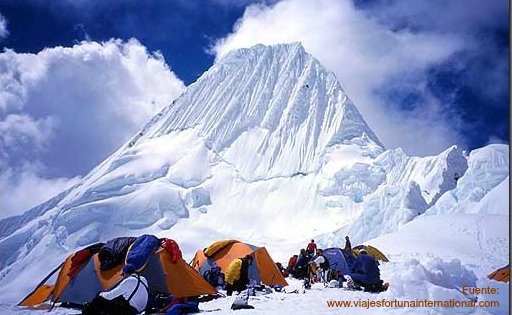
[18,261,63,307]
[19,285,54,307]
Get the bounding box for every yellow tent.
[353,244,389,262]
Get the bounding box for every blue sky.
[0,0,277,84]
[0,0,509,218]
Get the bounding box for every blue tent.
[323,248,356,276]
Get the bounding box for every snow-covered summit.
[138,42,382,179]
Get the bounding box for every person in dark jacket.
[343,236,352,252]
[238,255,252,289]
[349,250,380,288]
[225,255,253,296]
[292,249,310,279]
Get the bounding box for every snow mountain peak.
[136,42,382,179]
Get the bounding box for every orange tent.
[191,240,287,287]
[488,264,510,283]
[19,241,216,307]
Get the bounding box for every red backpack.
[160,238,182,264]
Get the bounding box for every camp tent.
[353,244,389,262]
[191,240,287,287]
[323,248,356,276]
[19,240,217,308]
[488,264,510,283]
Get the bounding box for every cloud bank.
[0,39,184,219]
[212,0,507,155]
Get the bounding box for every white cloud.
[0,165,81,220]
[212,0,469,155]
[0,114,55,151]
[0,39,185,218]
[0,13,8,39]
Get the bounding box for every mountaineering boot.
[344,275,355,290]
[303,278,311,290]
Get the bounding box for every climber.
[306,239,317,255]
[225,255,253,296]
[344,236,352,252]
[345,249,383,292]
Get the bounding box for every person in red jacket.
[285,255,298,277]
[306,239,317,255]
[288,255,298,269]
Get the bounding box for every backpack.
[203,267,225,288]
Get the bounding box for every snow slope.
[0,43,508,314]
